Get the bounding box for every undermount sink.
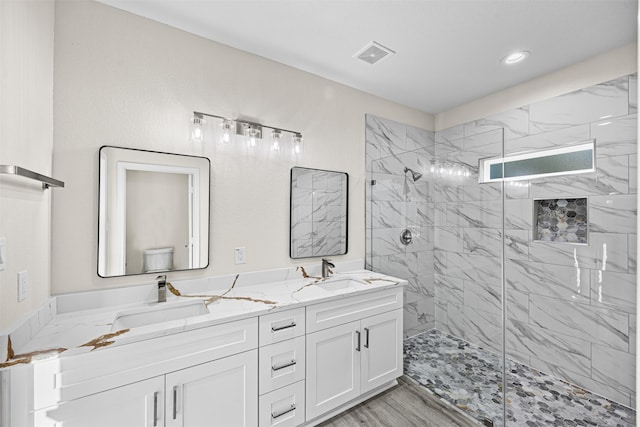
[111,300,209,331]
[315,277,363,291]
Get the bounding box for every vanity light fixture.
[501,51,530,65]
[220,119,233,144]
[191,114,205,142]
[191,111,303,156]
[271,130,282,152]
[292,134,303,155]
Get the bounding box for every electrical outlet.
[17,270,27,302]
[0,237,6,271]
[234,247,246,265]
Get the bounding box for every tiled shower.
[365,73,637,424]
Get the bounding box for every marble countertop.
[2,268,404,368]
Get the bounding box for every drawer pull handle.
[173,386,178,420]
[153,392,158,426]
[271,322,296,332]
[355,330,361,351]
[364,327,370,348]
[272,359,297,371]
[272,404,296,419]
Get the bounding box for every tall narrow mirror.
[98,146,210,277]
[290,166,348,258]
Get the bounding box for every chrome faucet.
[321,258,335,278]
[156,275,167,303]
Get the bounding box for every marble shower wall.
[433,74,637,408]
[365,114,436,338]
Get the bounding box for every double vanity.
[2,265,405,427]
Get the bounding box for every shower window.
[479,141,595,183]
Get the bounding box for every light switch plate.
[234,247,246,264]
[17,270,27,302]
[0,237,5,271]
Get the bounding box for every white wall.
[0,0,55,333]
[51,0,433,294]
[436,43,637,130]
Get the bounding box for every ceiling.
[97,0,638,115]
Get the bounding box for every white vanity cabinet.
[29,317,259,427]
[304,288,403,422]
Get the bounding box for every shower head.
[404,167,423,182]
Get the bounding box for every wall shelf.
[0,165,65,189]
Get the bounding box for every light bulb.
[220,120,233,144]
[271,130,281,152]
[292,134,303,155]
[191,115,205,142]
[246,127,259,148]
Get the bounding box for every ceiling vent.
[354,41,395,65]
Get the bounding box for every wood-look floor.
[318,376,481,427]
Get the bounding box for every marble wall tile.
[434,203,447,227]
[463,280,501,314]
[506,319,592,378]
[590,194,637,234]
[630,154,637,194]
[463,181,502,202]
[435,124,464,156]
[407,202,434,228]
[434,249,446,275]
[506,259,591,303]
[591,232,628,272]
[416,250,435,278]
[463,228,501,257]
[447,200,502,228]
[404,297,435,337]
[433,181,462,203]
[371,200,405,229]
[630,314,636,355]
[504,199,533,229]
[434,298,448,327]
[505,230,529,260]
[464,107,529,141]
[409,274,435,299]
[446,252,501,284]
[434,273,464,304]
[527,357,632,408]
[371,173,404,202]
[365,114,407,155]
[592,343,635,394]
[462,128,504,151]
[449,304,502,352]
[590,270,636,314]
[630,74,637,114]
[371,151,405,175]
[529,294,628,351]
[629,234,637,274]
[529,155,629,198]
[372,251,419,279]
[527,241,596,269]
[406,179,432,203]
[504,124,590,156]
[405,226,433,254]
[529,76,629,134]
[591,114,637,157]
[504,181,530,199]
[506,289,529,322]
[370,227,405,257]
[407,125,435,152]
[435,226,464,253]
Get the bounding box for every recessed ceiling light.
[501,51,530,65]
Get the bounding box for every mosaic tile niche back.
[534,198,588,243]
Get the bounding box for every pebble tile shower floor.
[404,330,636,426]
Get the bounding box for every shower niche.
[533,197,588,244]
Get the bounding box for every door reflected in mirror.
[290,167,348,259]
[98,146,210,277]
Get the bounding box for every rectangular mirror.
[290,167,348,258]
[98,146,210,277]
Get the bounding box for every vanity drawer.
[259,380,305,427]
[306,287,403,333]
[259,307,305,346]
[259,336,306,395]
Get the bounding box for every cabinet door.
[166,349,258,427]
[361,309,403,394]
[305,321,361,421]
[34,376,165,427]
